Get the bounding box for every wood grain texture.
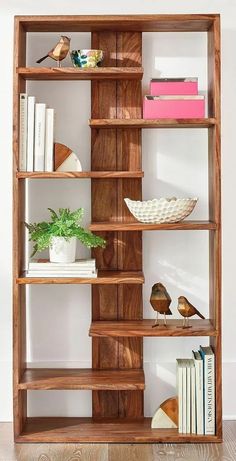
[18,369,145,390]
[16,271,145,284]
[15,417,222,443]
[16,14,218,33]
[17,66,143,80]
[89,221,217,231]
[89,319,218,337]
[89,118,216,128]
[208,15,222,440]
[16,171,144,178]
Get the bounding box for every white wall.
[0,0,235,421]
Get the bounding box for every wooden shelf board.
[18,368,145,390]
[16,171,144,179]
[15,417,222,443]
[17,15,218,32]
[17,66,143,80]
[16,271,144,285]
[89,118,217,129]
[89,221,217,231]
[89,319,217,337]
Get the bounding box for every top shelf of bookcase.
[15,14,219,32]
[17,67,144,81]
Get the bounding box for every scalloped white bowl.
[124,197,198,224]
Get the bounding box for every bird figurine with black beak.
[177,296,205,328]
[150,283,172,328]
[36,36,71,67]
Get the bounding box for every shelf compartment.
[18,368,145,390]
[89,118,217,129]
[16,271,144,285]
[89,221,217,231]
[16,171,144,179]
[15,417,222,443]
[17,66,144,81]
[89,320,217,337]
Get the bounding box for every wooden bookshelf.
[13,14,221,443]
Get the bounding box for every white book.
[182,364,187,433]
[19,93,28,171]
[186,362,191,434]
[45,108,54,171]
[29,258,96,270]
[26,270,98,278]
[26,96,36,171]
[191,362,196,434]
[34,103,46,171]
[200,346,215,435]
[176,359,183,433]
[192,350,204,435]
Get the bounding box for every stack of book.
[143,77,205,119]
[19,93,55,172]
[177,345,215,435]
[26,258,97,278]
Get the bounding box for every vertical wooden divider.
[208,16,222,438]
[13,19,27,438]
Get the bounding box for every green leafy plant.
[25,207,106,257]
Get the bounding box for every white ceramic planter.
[49,236,77,263]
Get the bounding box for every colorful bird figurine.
[36,36,71,67]
[150,283,172,328]
[177,296,205,328]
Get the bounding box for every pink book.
[150,78,198,96]
[143,95,205,119]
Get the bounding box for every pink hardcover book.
[143,95,205,119]
[150,78,198,96]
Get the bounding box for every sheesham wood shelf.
[16,271,144,284]
[18,368,145,390]
[13,14,221,444]
[15,418,222,443]
[89,320,218,337]
[16,171,144,179]
[89,118,217,129]
[89,221,217,231]
[17,66,144,80]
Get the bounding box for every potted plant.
[25,207,106,263]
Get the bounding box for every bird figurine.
[177,296,205,328]
[150,283,172,328]
[36,36,71,67]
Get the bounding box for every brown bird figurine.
[36,36,71,67]
[177,296,205,328]
[150,283,172,328]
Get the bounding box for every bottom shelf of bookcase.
[15,417,222,443]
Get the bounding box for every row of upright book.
[25,258,97,278]
[177,345,215,435]
[143,78,205,119]
[19,93,55,172]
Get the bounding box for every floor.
[0,422,236,461]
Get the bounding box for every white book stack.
[177,358,196,435]
[26,258,97,278]
[19,93,55,172]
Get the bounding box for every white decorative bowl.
[124,197,198,224]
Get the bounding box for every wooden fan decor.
[151,397,178,428]
[54,142,82,171]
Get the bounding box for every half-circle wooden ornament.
[151,396,178,429]
[54,142,82,172]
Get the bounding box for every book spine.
[29,264,96,270]
[204,354,215,435]
[34,103,46,171]
[45,108,54,172]
[27,96,36,171]
[26,272,98,278]
[19,93,28,171]
[195,359,204,434]
[182,367,187,433]
[177,364,183,433]
[191,366,196,434]
[186,366,191,434]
